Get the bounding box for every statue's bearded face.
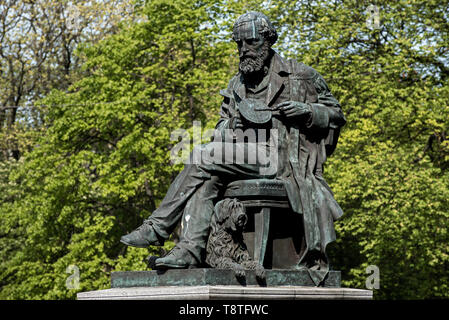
[234,24,271,76]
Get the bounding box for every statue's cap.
[232,11,278,45]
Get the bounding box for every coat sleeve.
[305,70,346,156]
[306,71,346,130]
[214,80,238,141]
[215,89,233,132]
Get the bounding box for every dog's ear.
[214,199,231,223]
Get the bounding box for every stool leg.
[254,207,270,266]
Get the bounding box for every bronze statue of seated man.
[120,12,346,282]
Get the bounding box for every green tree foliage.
[0,0,234,299]
[0,0,137,161]
[1,0,448,299]
[0,2,138,298]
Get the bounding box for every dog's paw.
[233,265,246,278]
[255,265,266,280]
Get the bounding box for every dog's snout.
[235,213,247,227]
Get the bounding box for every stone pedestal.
[77,285,372,300]
[76,269,372,300]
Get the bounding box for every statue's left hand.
[277,101,312,121]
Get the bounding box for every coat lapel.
[265,72,284,106]
[265,53,291,106]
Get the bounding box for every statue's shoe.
[120,220,165,248]
[154,246,198,269]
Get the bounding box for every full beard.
[239,43,272,76]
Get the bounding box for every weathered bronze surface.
[238,98,274,124]
[111,269,341,288]
[120,11,346,287]
[205,199,266,281]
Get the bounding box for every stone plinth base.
[110,269,341,288]
[77,285,372,300]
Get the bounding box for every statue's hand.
[277,101,312,121]
[230,113,244,129]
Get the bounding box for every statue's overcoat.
[216,52,346,277]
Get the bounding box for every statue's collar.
[270,51,291,75]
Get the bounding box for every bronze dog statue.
[205,198,265,280]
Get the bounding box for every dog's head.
[214,198,247,233]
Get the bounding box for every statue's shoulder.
[228,72,241,89]
[287,59,331,94]
[220,73,240,99]
[287,58,320,81]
